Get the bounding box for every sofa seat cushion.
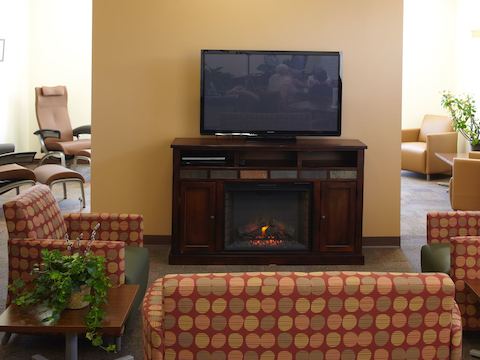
[125,246,149,311]
[401,142,426,173]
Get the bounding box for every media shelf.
[170,137,367,265]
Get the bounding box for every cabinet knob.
[210,215,215,220]
[321,215,326,220]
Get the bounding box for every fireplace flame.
[261,225,269,238]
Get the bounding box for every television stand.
[170,137,367,265]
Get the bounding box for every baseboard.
[144,235,400,247]
[362,236,400,247]
[144,235,171,245]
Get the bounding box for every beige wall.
[92,0,403,237]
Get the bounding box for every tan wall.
[92,0,403,237]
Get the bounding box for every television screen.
[201,50,342,136]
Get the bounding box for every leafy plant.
[9,247,114,351]
[441,91,480,146]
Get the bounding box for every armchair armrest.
[73,125,91,138]
[401,128,420,142]
[0,152,36,166]
[427,211,480,244]
[7,238,126,304]
[34,129,61,140]
[426,132,458,155]
[63,213,144,247]
[450,302,462,360]
[142,277,164,359]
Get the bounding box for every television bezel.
[200,49,342,137]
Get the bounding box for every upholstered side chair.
[421,211,480,330]
[401,114,457,180]
[2,185,149,343]
[449,152,480,210]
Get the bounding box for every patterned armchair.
[3,184,149,311]
[422,211,480,330]
[143,271,462,360]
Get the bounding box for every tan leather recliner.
[401,114,457,180]
[34,86,91,167]
[450,152,480,210]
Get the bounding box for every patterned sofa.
[143,271,462,359]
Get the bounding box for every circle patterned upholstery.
[142,271,462,360]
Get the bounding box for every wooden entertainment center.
[170,137,367,265]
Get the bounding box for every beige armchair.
[401,114,457,180]
[450,152,480,210]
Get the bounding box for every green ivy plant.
[9,248,115,352]
[441,91,480,146]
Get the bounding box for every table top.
[465,279,480,299]
[435,152,468,167]
[0,284,139,335]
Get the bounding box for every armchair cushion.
[63,213,144,247]
[45,138,91,156]
[418,114,452,142]
[0,164,36,181]
[41,86,65,96]
[3,184,67,240]
[421,243,450,273]
[401,142,426,174]
[401,128,420,142]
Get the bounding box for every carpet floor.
[0,167,477,359]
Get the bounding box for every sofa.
[142,271,462,359]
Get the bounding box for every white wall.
[402,0,456,129]
[402,0,480,152]
[0,1,30,149]
[0,0,92,152]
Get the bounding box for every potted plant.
[9,228,115,351]
[441,91,480,150]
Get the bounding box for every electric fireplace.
[224,183,311,251]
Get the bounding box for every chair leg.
[63,182,67,200]
[16,186,20,195]
[426,174,431,181]
[80,181,85,208]
[2,332,12,345]
[59,153,66,167]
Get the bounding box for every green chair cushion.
[421,243,450,273]
[125,246,149,312]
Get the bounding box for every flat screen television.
[200,50,342,137]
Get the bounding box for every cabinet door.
[179,182,216,253]
[319,181,356,252]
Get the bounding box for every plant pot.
[471,143,480,151]
[66,285,91,309]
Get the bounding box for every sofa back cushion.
[418,114,453,142]
[161,271,455,358]
[3,184,67,240]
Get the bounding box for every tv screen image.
[201,50,342,136]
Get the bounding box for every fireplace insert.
[224,183,311,251]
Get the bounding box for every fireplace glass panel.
[224,183,311,251]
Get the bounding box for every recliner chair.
[34,86,91,167]
[401,114,457,180]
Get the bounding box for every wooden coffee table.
[435,152,468,167]
[0,284,138,360]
